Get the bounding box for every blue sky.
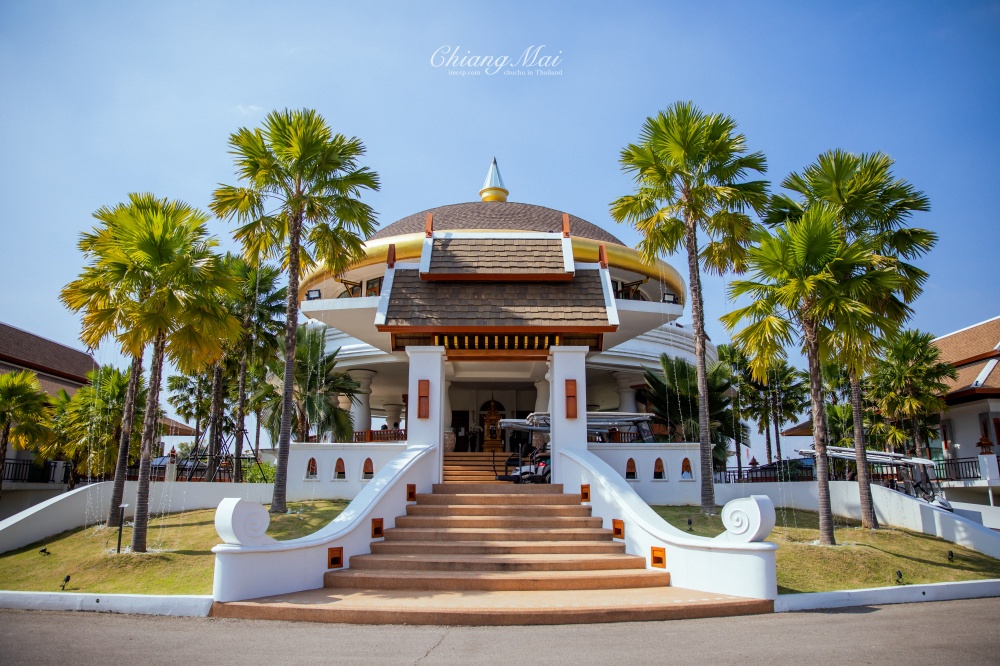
[1,1,998,461]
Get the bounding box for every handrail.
[560,447,776,552]
[213,443,433,554]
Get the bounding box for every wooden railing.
[352,429,407,443]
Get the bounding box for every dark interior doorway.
[452,410,470,452]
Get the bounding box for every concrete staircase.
[442,452,502,483]
[211,482,775,624]
[324,483,670,592]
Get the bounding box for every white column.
[443,381,453,430]
[406,346,447,483]
[348,369,377,433]
[384,403,404,429]
[612,371,641,413]
[549,346,589,485]
[533,372,550,414]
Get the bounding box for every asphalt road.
[1,598,997,665]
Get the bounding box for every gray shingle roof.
[368,202,625,246]
[427,237,567,276]
[383,269,610,329]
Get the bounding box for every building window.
[366,277,383,297]
[681,458,694,480]
[334,458,346,480]
[306,458,318,480]
[653,458,665,480]
[625,458,637,480]
[337,281,362,298]
[362,457,374,480]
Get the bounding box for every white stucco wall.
[286,442,406,502]
[587,442,701,505]
[0,480,274,555]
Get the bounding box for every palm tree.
[723,203,900,545]
[766,149,932,528]
[211,108,380,514]
[226,259,286,482]
[767,360,809,463]
[0,371,51,500]
[166,372,211,453]
[717,343,762,472]
[642,354,748,474]
[610,101,768,514]
[41,367,145,489]
[76,194,240,552]
[868,330,956,459]
[256,325,359,444]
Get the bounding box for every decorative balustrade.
[934,457,983,481]
[352,429,407,443]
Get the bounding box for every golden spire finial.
[479,157,509,202]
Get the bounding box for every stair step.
[384,527,614,542]
[324,568,671,591]
[348,553,647,572]
[370,540,627,555]
[394,515,603,529]
[406,504,592,517]
[415,493,581,506]
[433,483,564,494]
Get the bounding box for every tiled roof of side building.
[427,238,566,275]
[0,322,98,383]
[368,201,625,246]
[933,315,1000,365]
[384,269,610,329]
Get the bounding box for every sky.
[1,1,998,463]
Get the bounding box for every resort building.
[298,159,707,452]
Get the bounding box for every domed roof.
[368,201,626,246]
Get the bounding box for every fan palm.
[211,108,379,513]
[642,354,748,473]
[868,330,956,459]
[767,360,809,463]
[73,194,240,552]
[0,370,51,500]
[722,203,900,545]
[766,149,932,528]
[226,259,286,482]
[255,325,359,444]
[166,372,211,452]
[610,101,768,514]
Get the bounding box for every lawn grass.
[653,505,1000,593]
[0,500,347,595]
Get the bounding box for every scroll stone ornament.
[717,495,776,543]
[215,498,278,546]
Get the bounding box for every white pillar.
[348,369,377,433]
[533,372,550,414]
[384,403,403,429]
[613,371,642,413]
[549,346,589,485]
[443,381,453,430]
[406,347,447,483]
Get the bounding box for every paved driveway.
[1,597,997,665]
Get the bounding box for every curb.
[0,591,213,617]
[775,578,1000,612]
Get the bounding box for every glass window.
[366,277,383,297]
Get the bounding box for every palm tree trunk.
[803,316,835,545]
[207,363,223,481]
[0,421,10,501]
[763,406,773,464]
[233,351,249,484]
[131,332,166,553]
[683,220,715,514]
[273,213,303,514]
[107,352,143,526]
[850,372,878,529]
[771,393,783,463]
[913,414,930,460]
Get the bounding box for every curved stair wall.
[212,443,436,602]
[559,448,778,600]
